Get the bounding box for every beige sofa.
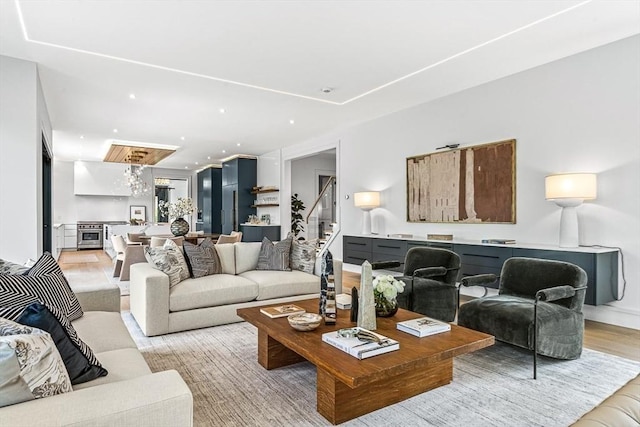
[0,282,193,426]
[571,374,639,426]
[130,242,343,336]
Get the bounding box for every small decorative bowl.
[287,313,322,331]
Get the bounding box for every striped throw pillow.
[257,236,293,271]
[0,253,83,322]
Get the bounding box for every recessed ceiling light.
[180,136,185,141]
[195,162,199,165]
[289,120,295,125]
[236,143,241,147]
[222,150,226,153]
[113,128,118,133]
[184,166,188,169]
[80,135,84,139]
[219,108,226,114]
[207,156,211,160]
[129,93,136,100]
[321,87,333,94]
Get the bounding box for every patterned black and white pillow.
[0,253,83,322]
[145,239,190,287]
[17,303,107,385]
[290,239,318,274]
[257,236,293,271]
[182,238,221,278]
[0,258,29,275]
[0,317,73,407]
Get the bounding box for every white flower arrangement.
[159,197,195,220]
[373,274,405,304]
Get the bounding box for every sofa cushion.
[73,348,152,391]
[239,270,319,300]
[257,236,292,271]
[0,318,72,407]
[169,275,259,312]
[183,238,221,278]
[0,252,83,322]
[144,240,190,288]
[71,312,137,354]
[17,303,108,385]
[234,242,261,274]
[290,239,318,274]
[215,244,236,275]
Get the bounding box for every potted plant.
[291,193,306,238]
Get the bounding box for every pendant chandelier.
[123,151,151,198]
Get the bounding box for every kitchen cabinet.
[221,158,257,234]
[63,224,77,249]
[196,167,222,234]
[240,224,281,242]
[342,235,618,306]
[74,161,131,196]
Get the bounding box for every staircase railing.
[305,176,338,255]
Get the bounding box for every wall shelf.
[251,188,279,194]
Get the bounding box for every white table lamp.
[545,173,597,248]
[354,191,380,235]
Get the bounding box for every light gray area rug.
[102,266,129,295]
[121,313,639,427]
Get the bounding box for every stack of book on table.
[322,327,399,359]
[396,317,451,337]
[259,304,305,318]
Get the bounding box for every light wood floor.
[58,250,640,361]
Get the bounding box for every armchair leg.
[113,259,123,277]
[533,300,539,380]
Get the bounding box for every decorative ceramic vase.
[170,218,189,236]
[375,297,398,317]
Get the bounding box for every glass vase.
[170,218,190,236]
[375,295,398,318]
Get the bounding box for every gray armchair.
[372,247,461,322]
[457,257,588,379]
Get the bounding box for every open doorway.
[42,135,52,253]
[289,148,337,241]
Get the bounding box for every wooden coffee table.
[237,298,494,424]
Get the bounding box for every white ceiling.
[1,0,638,170]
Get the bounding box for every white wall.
[0,56,52,261]
[285,36,640,329]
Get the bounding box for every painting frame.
[129,205,147,223]
[406,139,516,224]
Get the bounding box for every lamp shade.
[354,191,380,209]
[545,173,597,200]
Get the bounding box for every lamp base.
[556,199,582,248]
[361,210,372,235]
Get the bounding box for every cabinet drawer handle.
[350,242,366,246]
[463,254,500,259]
[378,245,400,249]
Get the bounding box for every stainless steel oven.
[77,222,103,249]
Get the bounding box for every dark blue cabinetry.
[221,158,256,234]
[196,167,222,234]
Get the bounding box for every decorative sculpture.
[357,261,377,330]
[350,287,359,322]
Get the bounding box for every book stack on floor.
[396,317,451,337]
[322,328,399,359]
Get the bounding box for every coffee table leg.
[316,358,453,425]
[257,329,306,370]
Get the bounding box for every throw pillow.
[0,317,72,407]
[0,258,29,275]
[182,238,221,278]
[256,236,292,271]
[144,239,190,287]
[17,302,108,385]
[290,239,318,274]
[0,252,83,322]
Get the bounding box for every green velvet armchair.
[372,247,461,322]
[457,257,588,379]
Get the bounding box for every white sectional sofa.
[0,282,193,426]
[130,242,343,336]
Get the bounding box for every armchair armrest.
[460,274,498,287]
[413,266,447,278]
[535,285,586,302]
[371,261,402,270]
